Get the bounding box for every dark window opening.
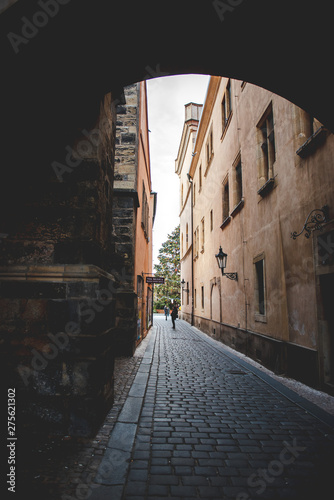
[255,259,265,315]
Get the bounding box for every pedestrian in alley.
[171,303,178,329]
[164,304,169,321]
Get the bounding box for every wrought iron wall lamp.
[215,246,238,281]
[181,279,190,292]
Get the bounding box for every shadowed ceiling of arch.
[0,0,332,186]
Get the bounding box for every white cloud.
[147,74,210,267]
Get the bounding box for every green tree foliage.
[154,225,180,309]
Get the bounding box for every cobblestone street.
[22,315,334,500]
[19,346,145,500]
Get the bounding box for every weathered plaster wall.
[180,77,334,389]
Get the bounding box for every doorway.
[320,273,334,385]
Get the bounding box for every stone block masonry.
[0,93,119,437]
[111,191,138,356]
[0,266,117,436]
[114,84,139,193]
[111,83,141,356]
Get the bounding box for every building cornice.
[175,121,200,176]
[189,76,221,179]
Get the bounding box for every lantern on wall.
[215,246,238,281]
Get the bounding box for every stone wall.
[111,84,140,356]
[0,93,118,436]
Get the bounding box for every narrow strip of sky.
[147,74,210,267]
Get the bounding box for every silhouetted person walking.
[171,304,178,329]
[164,305,169,321]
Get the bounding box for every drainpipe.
[187,173,194,326]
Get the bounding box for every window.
[206,142,210,165]
[254,255,266,321]
[255,260,265,315]
[199,164,202,191]
[206,127,214,167]
[222,177,230,223]
[186,282,189,305]
[210,209,213,231]
[295,111,326,158]
[201,217,205,253]
[257,104,276,195]
[141,181,149,239]
[193,183,196,206]
[222,79,232,136]
[201,286,204,310]
[231,153,244,216]
[194,226,199,258]
[235,158,243,205]
[308,115,322,136]
[194,288,197,309]
[194,228,196,254]
[181,184,184,206]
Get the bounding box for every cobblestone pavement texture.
[20,344,146,500]
[21,316,334,500]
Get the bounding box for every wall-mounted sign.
[146,276,165,284]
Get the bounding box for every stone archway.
[1,0,333,156]
[0,0,332,436]
[0,0,332,210]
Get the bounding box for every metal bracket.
[291,205,329,240]
[224,272,238,281]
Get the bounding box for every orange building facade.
[134,82,157,344]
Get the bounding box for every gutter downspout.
[187,173,194,326]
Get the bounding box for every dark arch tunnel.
[0,0,332,206]
[0,0,333,439]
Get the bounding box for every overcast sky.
[147,74,210,267]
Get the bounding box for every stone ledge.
[0,264,115,282]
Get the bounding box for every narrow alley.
[2,3,334,500]
[56,314,334,500]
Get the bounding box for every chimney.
[185,102,203,123]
